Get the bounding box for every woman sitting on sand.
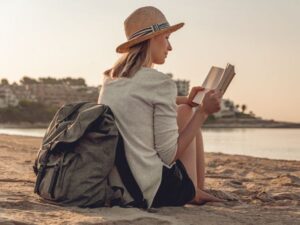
[98,6,222,208]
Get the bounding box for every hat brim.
[116,22,184,53]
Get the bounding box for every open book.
[192,63,236,104]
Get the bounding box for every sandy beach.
[0,134,299,225]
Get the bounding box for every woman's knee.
[177,104,194,130]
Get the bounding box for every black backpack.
[33,102,147,208]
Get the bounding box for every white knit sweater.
[98,67,179,207]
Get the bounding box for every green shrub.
[0,101,58,123]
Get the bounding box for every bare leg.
[196,129,205,190]
[177,104,222,204]
[176,104,197,187]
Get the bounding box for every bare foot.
[190,188,225,205]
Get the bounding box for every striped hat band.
[129,22,170,40]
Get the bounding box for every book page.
[192,66,224,104]
[217,64,235,96]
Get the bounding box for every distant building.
[166,73,190,96]
[0,85,19,108]
[10,83,37,102]
[25,84,100,107]
[1,82,101,108]
[174,79,190,96]
[213,99,236,118]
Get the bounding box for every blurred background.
[0,0,299,160]
[1,0,299,122]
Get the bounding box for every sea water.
[0,128,299,161]
[202,128,300,161]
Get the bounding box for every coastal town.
[0,76,299,128]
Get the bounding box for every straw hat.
[116,6,184,53]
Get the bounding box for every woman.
[98,6,222,208]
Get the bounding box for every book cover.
[192,63,235,104]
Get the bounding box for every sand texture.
[0,134,299,225]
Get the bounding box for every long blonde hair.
[104,40,152,78]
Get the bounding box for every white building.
[213,99,236,118]
[166,73,190,96]
[0,86,19,108]
[174,79,190,96]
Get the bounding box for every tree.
[39,77,59,84]
[235,104,240,111]
[62,77,86,86]
[0,100,58,123]
[20,76,38,85]
[241,104,247,113]
[1,78,9,85]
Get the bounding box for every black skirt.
[152,160,196,207]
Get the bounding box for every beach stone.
[271,174,300,186]
[204,189,240,201]
[245,171,266,180]
[273,192,300,200]
[254,191,274,203]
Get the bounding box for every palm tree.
[241,104,247,113]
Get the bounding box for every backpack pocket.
[38,151,78,201]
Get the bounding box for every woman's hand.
[201,90,221,115]
[187,86,205,107]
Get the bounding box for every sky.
[0,0,299,122]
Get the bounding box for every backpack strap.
[34,150,51,194]
[115,135,148,209]
[58,101,89,122]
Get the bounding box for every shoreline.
[204,117,300,129]
[1,133,299,162]
[1,121,300,129]
[203,124,300,129]
[1,114,300,129]
[0,122,48,129]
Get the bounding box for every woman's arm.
[152,78,220,165]
[172,90,221,162]
[176,96,188,105]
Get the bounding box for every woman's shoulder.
[136,67,174,85]
[136,67,177,100]
[139,67,169,77]
[101,67,176,93]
